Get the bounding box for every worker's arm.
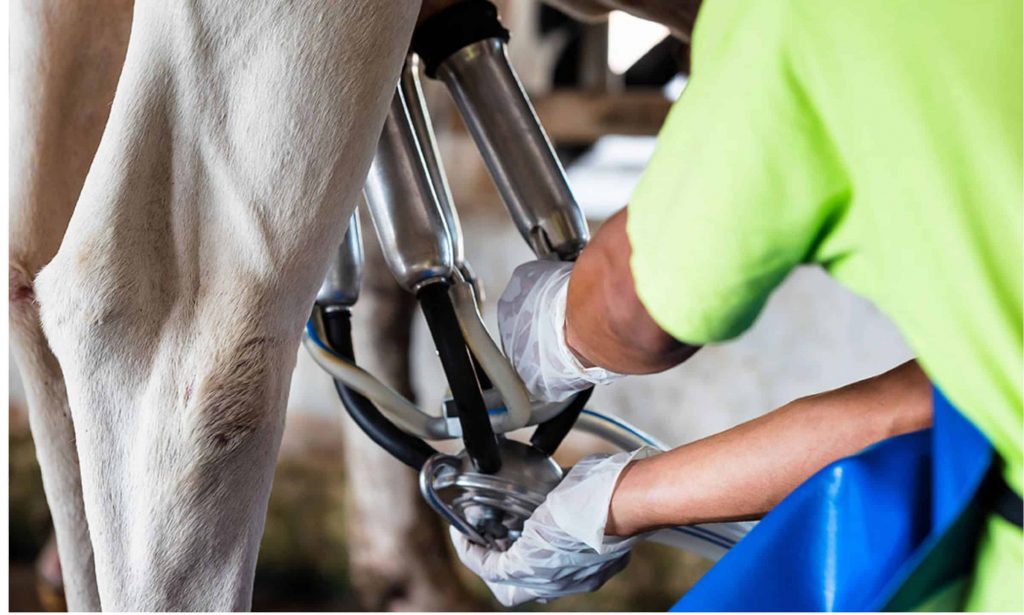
[565,206,698,373]
[606,359,933,535]
[495,206,697,403]
[450,359,933,606]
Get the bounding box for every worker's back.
[792,0,1021,498]
[626,1,1021,609]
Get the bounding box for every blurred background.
[9,1,912,610]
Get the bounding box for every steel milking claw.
[419,439,564,551]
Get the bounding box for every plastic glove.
[498,259,625,403]
[450,447,656,607]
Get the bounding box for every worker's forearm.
[565,207,698,374]
[606,360,933,536]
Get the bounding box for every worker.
[450,0,1022,610]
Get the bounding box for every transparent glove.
[498,260,625,403]
[450,447,656,607]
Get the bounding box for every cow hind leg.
[34,1,419,609]
[9,0,133,609]
[9,272,99,612]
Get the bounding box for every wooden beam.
[531,89,672,144]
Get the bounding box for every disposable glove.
[450,447,656,607]
[498,259,625,403]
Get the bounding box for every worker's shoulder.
[692,0,854,55]
[701,0,1016,39]
[704,0,1018,25]
[698,0,1018,74]
[769,0,1016,41]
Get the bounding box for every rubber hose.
[417,281,501,473]
[530,387,592,455]
[448,280,532,432]
[321,307,437,470]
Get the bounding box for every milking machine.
[304,0,752,561]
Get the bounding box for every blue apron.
[673,387,1000,611]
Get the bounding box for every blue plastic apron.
[673,387,996,611]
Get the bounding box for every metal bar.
[363,87,454,292]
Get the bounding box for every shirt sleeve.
[627,0,850,345]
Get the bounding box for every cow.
[12,1,422,609]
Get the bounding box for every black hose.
[412,0,509,78]
[530,387,592,456]
[417,281,501,473]
[320,307,437,470]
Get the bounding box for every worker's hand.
[450,447,656,606]
[498,260,625,403]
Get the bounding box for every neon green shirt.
[627,1,1021,609]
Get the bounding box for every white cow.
[11,0,703,610]
[13,1,419,609]
[12,1,133,609]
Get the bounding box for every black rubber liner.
[412,0,510,78]
[417,281,501,473]
[530,387,592,456]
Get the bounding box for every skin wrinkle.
[191,334,275,452]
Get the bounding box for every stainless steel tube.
[316,212,364,308]
[401,55,465,268]
[436,38,589,260]
[363,87,454,292]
